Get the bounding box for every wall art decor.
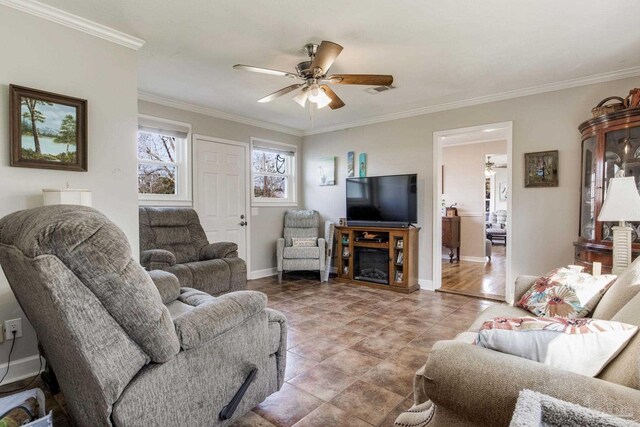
[524,150,558,188]
[499,182,507,201]
[359,153,367,177]
[318,156,336,185]
[10,85,87,171]
[347,151,355,177]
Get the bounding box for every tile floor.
[0,273,499,426]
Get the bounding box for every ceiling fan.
[233,41,393,110]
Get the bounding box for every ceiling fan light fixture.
[315,89,332,109]
[307,84,322,102]
[293,89,308,107]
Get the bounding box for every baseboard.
[0,355,44,385]
[460,256,487,263]
[419,279,434,291]
[249,267,277,280]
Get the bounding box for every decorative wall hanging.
[347,151,355,177]
[524,150,558,187]
[10,85,87,171]
[359,153,367,177]
[318,156,336,185]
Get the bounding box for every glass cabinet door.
[580,136,597,240]
[602,125,640,242]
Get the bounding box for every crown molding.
[302,66,640,136]
[0,0,145,50]
[138,91,304,137]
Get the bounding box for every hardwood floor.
[440,244,506,301]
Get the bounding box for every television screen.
[346,174,417,225]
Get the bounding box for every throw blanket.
[510,389,640,427]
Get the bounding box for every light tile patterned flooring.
[0,274,498,426]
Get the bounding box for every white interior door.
[194,136,248,262]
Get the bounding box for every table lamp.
[598,177,640,274]
[42,185,92,207]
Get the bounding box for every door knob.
[239,221,247,226]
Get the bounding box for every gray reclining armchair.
[139,207,246,296]
[277,209,326,283]
[0,206,286,426]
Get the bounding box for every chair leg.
[319,270,323,283]
[278,271,283,284]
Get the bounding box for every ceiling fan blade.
[258,84,304,103]
[233,64,298,79]
[320,85,345,110]
[310,41,343,76]
[327,74,393,86]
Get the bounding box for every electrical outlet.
[5,318,22,340]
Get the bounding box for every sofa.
[277,209,326,283]
[139,207,246,296]
[0,206,286,426]
[413,260,640,426]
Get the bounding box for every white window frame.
[250,138,298,207]
[138,115,192,206]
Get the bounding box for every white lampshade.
[43,188,92,207]
[293,89,308,107]
[598,177,640,222]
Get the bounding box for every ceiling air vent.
[364,85,395,95]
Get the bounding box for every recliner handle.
[219,368,258,420]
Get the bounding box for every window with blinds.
[251,138,297,205]
[137,115,191,204]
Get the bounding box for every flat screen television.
[346,174,417,227]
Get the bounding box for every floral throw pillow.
[475,316,638,377]
[516,267,616,318]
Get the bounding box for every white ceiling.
[37,0,640,134]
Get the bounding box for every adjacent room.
[1,1,640,426]
[438,126,510,301]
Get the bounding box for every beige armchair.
[277,210,326,283]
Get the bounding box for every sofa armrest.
[140,249,176,270]
[417,341,640,426]
[277,238,285,272]
[199,242,238,260]
[513,275,539,304]
[174,290,267,350]
[147,270,180,304]
[266,308,287,388]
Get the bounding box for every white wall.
[302,76,640,287]
[0,7,139,375]
[138,100,303,276]
[443,140,506,258]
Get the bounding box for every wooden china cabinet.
[574,108,640,272]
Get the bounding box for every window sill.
[139,199,193,207]
[251,201,298,208]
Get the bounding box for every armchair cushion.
[200,242,238,260]
[147,270,180,304]
[174,290,267,350]
[283,246,321,259]
[140,249,176,270]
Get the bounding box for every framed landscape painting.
[10,85,87,171]
[524,150,558,187]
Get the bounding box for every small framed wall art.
[318,156,336,186]
[359,153,367,177]
[10,85,87,171]
[347,151,355,177]
[524,150,558,188]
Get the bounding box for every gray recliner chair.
[139,207,246,296]
[0,206,286,426]
[277,209,326,283]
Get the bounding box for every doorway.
[193,135,250,269]
[432,122,513,302]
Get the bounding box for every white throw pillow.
[291,237,317,247]
[475,317,638,377]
